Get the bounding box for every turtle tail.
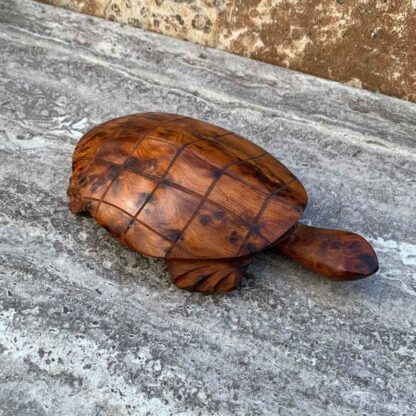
[275,223,379,280]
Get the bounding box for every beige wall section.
[39,0,416,102]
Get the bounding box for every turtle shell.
[68,112,308,260]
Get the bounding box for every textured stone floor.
[0,1,415,415]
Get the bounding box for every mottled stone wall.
[38,0,416,102]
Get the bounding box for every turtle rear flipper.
[167,256,253,293]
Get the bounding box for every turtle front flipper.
[275,223,379,280]
[167,256,253,293]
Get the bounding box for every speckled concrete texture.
[37,0,416,103]
[0,1,415,415]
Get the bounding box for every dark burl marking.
[213,211,225,220]
[359,253,379,273]
[107,165,122,176]
[347,240,362,251]
[137,192,151,206]
[164,228,182,242]
[108,176,122,195]
[246,243,258,253]
[327,240,340,249]
[126,156,156,173]
[144,193,154,205]
[229,231,240,244]
[250,225,260,236]
[91,175,106,193]
[79,176,88,187]
[212,169,222,179]
[124,156,139,170]
[200,214,212,225]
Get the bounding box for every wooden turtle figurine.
[68,112,379,292]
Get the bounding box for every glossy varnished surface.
[168,256,254,293]
[68,112,307,260]
[2,2,416,414]
[277,224,379,280]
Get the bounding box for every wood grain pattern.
[68,112,378,292]
[68,112,306,257]
[276,223,379,280]
[168,256,254,293]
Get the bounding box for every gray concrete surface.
[0,1,415,415]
